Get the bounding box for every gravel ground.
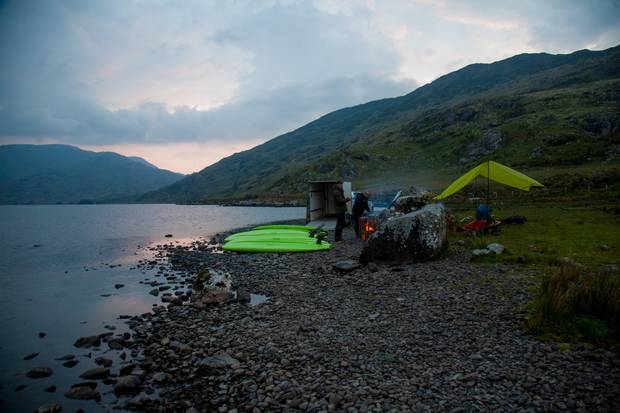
[111,227,619,412]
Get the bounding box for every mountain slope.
[139,45,620,203]
[0,144,184,204]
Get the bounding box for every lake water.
[0,204,305,412]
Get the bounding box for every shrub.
[528,264,620,343]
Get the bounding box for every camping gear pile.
[222,225,331,253]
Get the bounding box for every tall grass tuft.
[528,264,620,343]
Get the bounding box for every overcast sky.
[1,0,618,173]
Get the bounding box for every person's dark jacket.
[352,193,370,216]
[333,186,348,213]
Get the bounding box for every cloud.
[0,0,618,152]
[0,0,415,145]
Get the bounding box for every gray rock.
[472,249,491,257]
[460,130,504,165]
[153,372,168,383]
[198,353,240,373]
[333,260,361,272]
[119,363,138,376]
[94,356,113,367]
[126,391,160,407]
[23,352,39,360]
[71,382,97,389]
[62,360,78,368]
[114,375,142,396]
[79,367,110,380]
[360,204,448,263]
[149,288,160,296]
[73,335,101,348]
[237,289,251,303]
[487,243,505,254]
[169,341,191,352]
[108,338,125,350]
[54,354,75,361]
[35,402,62,413]
[26,367,53,379]
[367,262,379,272]
[393,188,433,213]
[65,386,101,401]
[200,290,233,305]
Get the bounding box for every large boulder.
[393,187,434,214]
[360,203,448,264]
[192,269,234,307]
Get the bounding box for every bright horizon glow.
[80,141,266,174]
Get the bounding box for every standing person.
[333,180,351,242]
[352,191,371,238]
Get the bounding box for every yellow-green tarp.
[434,160,544,200]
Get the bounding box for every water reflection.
[0,204,304,412]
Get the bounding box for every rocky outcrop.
[360,203,448,263]
[192,269,234,307]
[459,130,505,165]
[576,112,620,136]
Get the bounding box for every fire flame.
[360,218,378,241]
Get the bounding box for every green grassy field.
[449,203,619,267]
[446,199,619,345]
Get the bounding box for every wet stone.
[26,367,53,379]
[95,356,113,367]
[79,367,110,380]
[65,386,101,401]
[36,403,62,413]
[115,375,142,396]
[74,335,101,348]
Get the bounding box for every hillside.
[0,144,184,204]
[138,46,620,203]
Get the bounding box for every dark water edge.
[0,204,305,412]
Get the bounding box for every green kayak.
[223,239,331,253]
[225,229,320,242]
[223,225,329,252]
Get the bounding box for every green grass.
[447,200,620,345]
[449,203,620,267]
[526,264,620,345]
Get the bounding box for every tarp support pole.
[486,160,490,231]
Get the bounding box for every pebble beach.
[105,227,620,412]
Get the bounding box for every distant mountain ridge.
[137,45,620,203]
[0,144,184,204]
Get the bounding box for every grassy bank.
[449,203,619,267]
[526,264,620,345]
[447,201,619,345]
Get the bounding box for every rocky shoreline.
[29,225,618,413]
[80,225,618,413]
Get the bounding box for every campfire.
[359,215,381,241]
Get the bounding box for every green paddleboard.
[225,229,320,242]
[223,239,330,253]
[223,224,329,252]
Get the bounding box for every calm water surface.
[0,204,304,412]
